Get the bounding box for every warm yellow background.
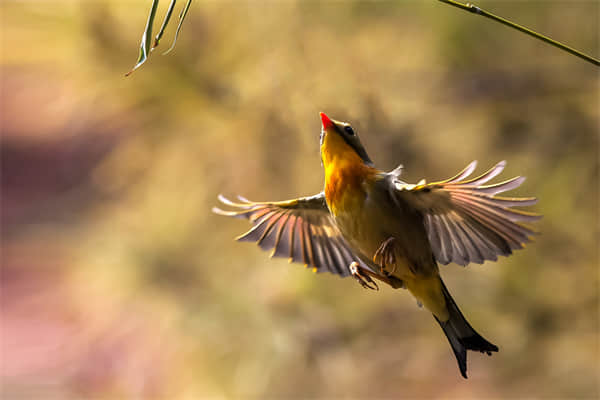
[1,1,598,398]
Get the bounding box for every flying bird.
[213,112,540,378]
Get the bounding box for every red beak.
[320,112,334,130]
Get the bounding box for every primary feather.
[213,193,377,277]
[389,160,541,266]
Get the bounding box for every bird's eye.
[344,126,355,136]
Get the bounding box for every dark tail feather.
[434,279,499,379]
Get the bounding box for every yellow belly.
[332,180,436,279]
[330,179,449,320]
[403,275,449,321]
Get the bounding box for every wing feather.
[451,217,484,264]
[214,192,374,278]
[257,211,285,250]
[331,239,353,275]
[443,215,469,266]
[291,216,304,264]
[459,218,499,261]
[474,176,527,195]
[458,160,506,186]
[302,219,316,267]
[392,161,540,266]
[271,212,292,258]
[236,211,277,242]
[316,226,344,275]
[441,160,478,183]
[432,215,449,264]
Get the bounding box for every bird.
[213,112,541,379]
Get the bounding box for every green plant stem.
[153,0,178,50]
[438,0,599,67]
[126,0,159,76]
[163,0,193,55]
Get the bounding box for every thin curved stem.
[438,0,599,67]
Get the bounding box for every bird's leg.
[348,261,404,290]
[349,262,379,291]
[373,237,397,276]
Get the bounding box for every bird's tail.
[435,279,499,379]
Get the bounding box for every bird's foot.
[373,237,397,276]
[349,262,379,291]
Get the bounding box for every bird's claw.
[349,261,379,291]
[373,237,397,276]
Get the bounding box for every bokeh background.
[2,1,599,398]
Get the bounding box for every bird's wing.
[389,161,541,266]
[213,192,373,277]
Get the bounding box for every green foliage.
[126,0,193,76]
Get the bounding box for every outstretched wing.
[213,192,372,277]
[390,161,541,266]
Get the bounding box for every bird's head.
[319,112,373,167]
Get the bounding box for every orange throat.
[324,163,369,215]
[321,133,376,215]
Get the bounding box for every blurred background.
[1,0,598,398]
